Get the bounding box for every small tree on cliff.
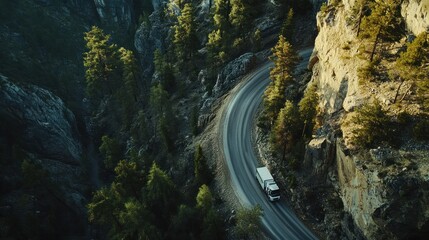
[359,0,404,61]
[348,100,393,148]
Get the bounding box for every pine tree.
[114,160,145,199]
[359,0,404,61]
[280,8,294,41]
[154,49,176,93]
[118,47,139,102]
[83,26,119,97]
[349,100,393,148]
[118,47,139,127]
[213,0,230,31]
[269,36,299,80]
[194,144,213,185]
[396,32,429,107]
[146,162,178,229]
[173,3,198,62]
[271,100,300,162]
[87,186,123,236]
[298,83,319,138]
[252,28,262,52]
[150,83,169,119]
[117,199,160,240]
[99,135,122,169]
[207,29,226,65]
[229,0,251,34]
[263,36,299,126]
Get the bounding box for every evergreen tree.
[252,28,262,52]
[150,83,170,120]
[173,3,198,62]
[146,162,178,229]
[396,32,429,107]
[280,8,294,41]
[99,135,122,169]
[359,0,404,61]
[263,36,299,126]
[87,186,123,236]
[159,113,177,153]
[117,199,161,240]
[194,144,213,185]
[207,29,226,66]
[201,208,225,240]
[269,36,299,80]
[118,47,139,127]
[114,160,145,199]
[83,26,119,97]
[213,0,230,31]
[349,100,393,148]
[298,83,319,138]
[154,49,176,93]
[229,0,251,34]
[271,100,300,162]
[119,47,139,102]
[397,32,429,67]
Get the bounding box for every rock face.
[311,3,365,114]
[336,143,429,239]
[0,75,82,163]
[134,7,171,77]
[0,74,88,237]
[94,0,134,30]
[401,0,429,35]
[306,0,429,239]
[213,53,257,97]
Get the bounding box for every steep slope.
[303,0,429,239]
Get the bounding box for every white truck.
[256,167,280,201]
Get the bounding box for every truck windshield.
[270,189,280,197]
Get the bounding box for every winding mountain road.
[222,48,317,240]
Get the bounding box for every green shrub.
[349,101,394,148]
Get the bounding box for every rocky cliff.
[0,75,88,238]
[305,0,429,239]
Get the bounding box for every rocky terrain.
[287,0,429,239]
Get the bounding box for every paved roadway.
[222,48,318,240]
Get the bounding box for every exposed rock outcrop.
[0,74,88,237]
[94,0,135,30]
[0,75,82,163]
[213,52,257,97]
[305,0,429,239]
[134,7,171,77]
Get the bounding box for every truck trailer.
[256,167,280,201]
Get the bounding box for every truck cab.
[256,167,280,202]
[266,182,280,201]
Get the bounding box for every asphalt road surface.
[222,48,318,240]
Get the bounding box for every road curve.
[222,49,318,240]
